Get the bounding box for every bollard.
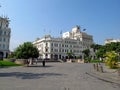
[96,63,99,71]
[64,87,69,90]
[99,65,103,73]
[118,68,120,76]
[64,87,66,90]
[93,64,96,70]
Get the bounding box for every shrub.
[104,51,119,69]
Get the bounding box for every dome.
[72,26,80,33]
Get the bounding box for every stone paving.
[0,63,120,90]
[89,63,120,85]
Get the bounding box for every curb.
[86,72,120,86]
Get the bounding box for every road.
[0,63,120,90]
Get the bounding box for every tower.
[0,16,11,59]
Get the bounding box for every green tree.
[82,49,90,56]
[7,52,15,59]
[66,52,74,59]
[93,42,120,61]
[82,49,90,62]
[105,42,120,53]
[96,46,106,59]
[90,44,102,52]
[14,42,39,59]
[104,51,119,69]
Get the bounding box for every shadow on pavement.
[0,72,64,79]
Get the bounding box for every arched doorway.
[6,52,8,58]
[59,54,61,59]
[0,52,3,60]
[54,54,58,60]
[51,54,53,59]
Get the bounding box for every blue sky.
[0,0,120,51]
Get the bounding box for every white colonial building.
[33,26,93,60]
[105,39,120,44]
[0,16,11,59]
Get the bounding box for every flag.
[83,29,86,31]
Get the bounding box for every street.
[0,63,120,90]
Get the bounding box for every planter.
[15,59,28,65]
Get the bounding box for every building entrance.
[0,52,3,60]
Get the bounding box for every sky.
[0,0,120,51]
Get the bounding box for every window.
[0,31,2,35]
[8,32,10,36]
[3,38,5,42]
[70,45,72,47]
[45,54,48,58]
[66,45,68,47]
[67,49,68,52]
[46,42,48,46]
[59,49,61,52]
[0,38,2,41]
[3,44,5,49]
[51,48,53,52]
[45,48,48,52]
[4,31,6,35]
[7,45,9,49]
[54,43,58,47]
[51,43,53,47]
[59,44,61,47]
[65,49,66,52]
[6,24,8,27]
[54,49,58,52]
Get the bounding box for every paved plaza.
[0,63,120,90]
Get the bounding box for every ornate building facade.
[33,26,93,60]
[0,16,11,59]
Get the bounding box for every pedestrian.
[42,59,45,67]
[35,58,38,64]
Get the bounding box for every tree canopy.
[82,49,90,57]
[95,42,120,59]
[14,42,39,59]
[66,52,74,59]
[89,42,120,60]
[90,44,102,51]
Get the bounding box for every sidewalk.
[89,64,120,84]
